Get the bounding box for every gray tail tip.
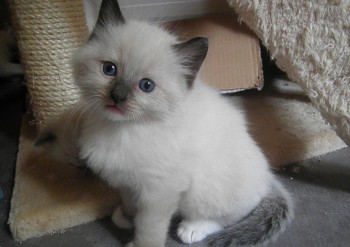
[207,194,293,247]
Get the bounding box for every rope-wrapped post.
[8,0,88,127]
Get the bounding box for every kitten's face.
[73,0,207,122]
[74,21,185,121]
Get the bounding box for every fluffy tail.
[207,181,293,247]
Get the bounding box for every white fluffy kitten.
[38,0,293,246]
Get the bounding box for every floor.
[0,75,350,247]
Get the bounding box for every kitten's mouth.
[106,104,125,115]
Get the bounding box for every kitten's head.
[73,0,208,122]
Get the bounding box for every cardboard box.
[167,13,263,93]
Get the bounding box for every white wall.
[118,0,231,21]
[84,0,231,30]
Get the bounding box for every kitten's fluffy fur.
[37,0,293,246]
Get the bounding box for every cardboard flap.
[167,13,263,92]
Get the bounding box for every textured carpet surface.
[8,114,120,241]
[227,0,350,146]
[7,77,346,241]
[236,78,346,166]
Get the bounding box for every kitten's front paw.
[112,206,134,229]
[177,220,223,244]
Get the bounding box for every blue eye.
[139,78,155,93]
[102,61,117,76]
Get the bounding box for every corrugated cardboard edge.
[167,13,263,91]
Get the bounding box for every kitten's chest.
[80,121,180,178]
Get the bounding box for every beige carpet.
[227,0,350,146]
[234,78,346,166]
[9,79,346,241]
[8,114,120,241]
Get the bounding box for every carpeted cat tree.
[8,0,120,241]
[7,0,349,242]
[227,0,350,146]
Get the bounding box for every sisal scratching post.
[6,0,121,241]
[9,0,88,127]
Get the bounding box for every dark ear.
[90,0,125,39]
[173,37,208,88]
[35,131,57,147]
